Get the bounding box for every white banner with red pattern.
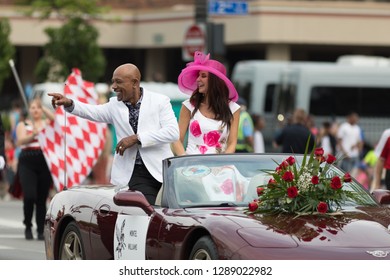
[39,68,107,191]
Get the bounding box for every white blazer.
[71,89,179,185]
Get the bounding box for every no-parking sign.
[182,23,207,61]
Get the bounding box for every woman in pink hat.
[172,51,240,155]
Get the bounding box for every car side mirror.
[113,190,154,216]
[371,189,390,205]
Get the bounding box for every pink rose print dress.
[183,99,240,154]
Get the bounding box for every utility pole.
[195,0,208,24]
[195,0,225,58]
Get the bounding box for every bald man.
[49,63,179,204]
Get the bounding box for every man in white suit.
[49,64,179,204]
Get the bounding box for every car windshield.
[165,154,377,208]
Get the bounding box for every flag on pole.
[39,68,108,191]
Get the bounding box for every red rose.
[317,202,328,213]
[286,156,295,165]
[287,186,298,198]
[190,120,202,137]
[330,176,342,189]
[282,171,294,182]
[203,130,221,147]
[311,175,319,185]
[248,201,258,212]
[268,178,276,188]
[326,154,336,164]
[257,187,265,196]
[343,173,352,183]
[279,161,289,169]
[315,147,324,157]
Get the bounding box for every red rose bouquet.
[247,142,357,216]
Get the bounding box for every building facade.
[1,0,390,107]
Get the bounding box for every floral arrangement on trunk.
[247,144,357,216]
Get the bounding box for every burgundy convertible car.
[44,154,390,260]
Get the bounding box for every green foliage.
[0,18,16,93]
[35,17,106,82]
[23,0,109,20]
[20,0,110,82]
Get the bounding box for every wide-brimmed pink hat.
[178,51,239,102]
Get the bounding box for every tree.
[24,0,109,82]
[23,0,108,20]
[35,17,106,82]
[0,18,16,94]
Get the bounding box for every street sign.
[182,23,206,61]
[208,0,248,15]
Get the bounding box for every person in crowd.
[49,63,179,205]
[373,136,390,191]
[374,128,390,159]
[15,98,54,240]
[0,117,6,199]
[235,97,254,153]
[355,143,377,190]
[0,117,5,171]
[252,114,265,153]
[371,128,390,190]
[306,114,318,137]
[355,162,370,190]
[273,108,315,154]
[172,51,240,155]
[337,111,363,173]
[316,121,337,156]
[9,99,23,143]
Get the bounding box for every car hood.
[61,184,127,197]
[220,206,390,248]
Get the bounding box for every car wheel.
[189,236,218,260]
[59,221,85,260]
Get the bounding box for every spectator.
[317,121,337,156]
[337,111,363,173]
[252,114,266,153]
[371,128,390,190]
[0,117,5,170]
[374,128,390,159]
[355,162,370,190]
[373,136,390,191]
[0,117,6,199]
[306,114,318,137]
[235,97,254,153]
[274,108,315,154]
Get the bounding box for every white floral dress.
[183,99,240,154]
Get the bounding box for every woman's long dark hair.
[189,72,233,130]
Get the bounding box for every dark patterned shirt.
[125,88,143,165]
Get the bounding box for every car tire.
[189,236,218,260]
[59,221,86,260]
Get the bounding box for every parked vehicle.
[232,56,390,151]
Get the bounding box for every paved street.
[0,198,46,260]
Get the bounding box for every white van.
[231,57,390,151]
